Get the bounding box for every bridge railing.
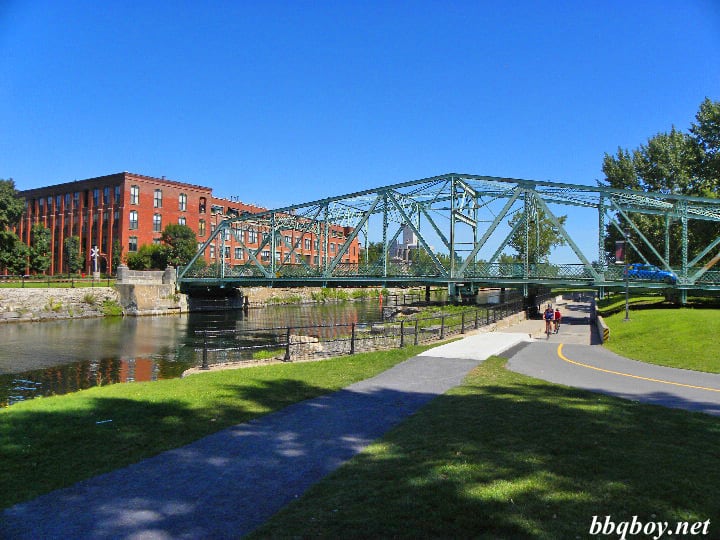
[195,297,527,368]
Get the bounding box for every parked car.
[625,263,677,284]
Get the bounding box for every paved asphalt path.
[5,300,719,539]
[503,297,720,416]
[1,333,529,539]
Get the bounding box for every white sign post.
[90,246,101,280]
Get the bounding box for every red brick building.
[16,172,359,275]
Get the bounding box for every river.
[0,289,514,407]
[0,301,389,407]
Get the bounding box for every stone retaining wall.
[0,288,120,323]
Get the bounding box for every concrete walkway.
[1,332,530,539]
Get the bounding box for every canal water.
[0,301,387,407]
[0,290,511,407]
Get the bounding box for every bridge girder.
[178,173,720,292]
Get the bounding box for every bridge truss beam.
[178,173,720,292]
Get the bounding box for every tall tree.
[690,97,720,190]
[507,206,567,263]
[0,179,24,229]
[602,98,720,266]
[161,224,197,267]
[28,224,51,274]
[64,236,84,274]
[0,231,28,275]
[0,179,27,274]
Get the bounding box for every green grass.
[603,308,720,373]
[0,280,116,289]
[595,294,667,316]
[250,357,720,539]
[0,345,431,509]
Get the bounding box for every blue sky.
[1,0,719,260]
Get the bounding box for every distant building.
[388,224,419,262]
[16,172,359,275]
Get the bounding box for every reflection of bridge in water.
[178,173,720,300]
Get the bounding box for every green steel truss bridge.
[178,173,720,298]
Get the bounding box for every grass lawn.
[0,345,431,509]
[250,357,720,539]
[603,308,720,373]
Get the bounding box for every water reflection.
[0,302,385,407]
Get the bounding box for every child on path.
[554,307,562,333]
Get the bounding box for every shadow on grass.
[251,362,720,539]
[0,377,332,511]
[3,359,720,539]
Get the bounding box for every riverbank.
[0,287,121,323]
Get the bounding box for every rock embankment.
[0,287,120,323]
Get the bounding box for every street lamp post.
[623,228,631,322]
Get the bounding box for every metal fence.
[0,274,114,288]
[195,296,530,369]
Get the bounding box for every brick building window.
[179,193,187,212]
[93,189,99,207]
[154,189,163,208]
[248,227,256,243]
[130,185,139,205]
[178,216,186,226]
[234,247,242,259]
[129,210,138,230]
[224,246,230,259]
[305,238,311,250]
[73,192,80,208]
[199,197,206,214]
[153,213,162,232]
[129,236,138,252]
[114,185,121,203]
[209,244,215,258]
[198,219,206,237]
[103,187,110,205]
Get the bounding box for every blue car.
[625,263,677,284]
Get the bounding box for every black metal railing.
[195,297,527,369]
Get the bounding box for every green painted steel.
[178,173,720,293]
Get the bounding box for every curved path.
[1,333,529,539]
[502,297,720,416]
[3,299,719,538]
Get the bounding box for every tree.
[0,179,27,274]
[64,236,84,274]
[0,230,28,275]
[507,206,567,263]
[602,98,720,266]
[0,179,24,229]
[28,224,51,274]
[161,224,197,267]
[111,240,122,273]
[126,244,167,270]
[690,97,720,190]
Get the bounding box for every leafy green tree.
[0,179,27,274]
[161,224,197,267]
[111,240,122,273]
[690,97,720,191]
[0,179,24,229]
[28,224,51,274]
[602,98,720,266]
[64,236,84,274]
[0,230,28,275]
[126,244,167,270]
[507,207,567,263]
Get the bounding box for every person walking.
[554,307,562,333]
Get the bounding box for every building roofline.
[19,172,213,195]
